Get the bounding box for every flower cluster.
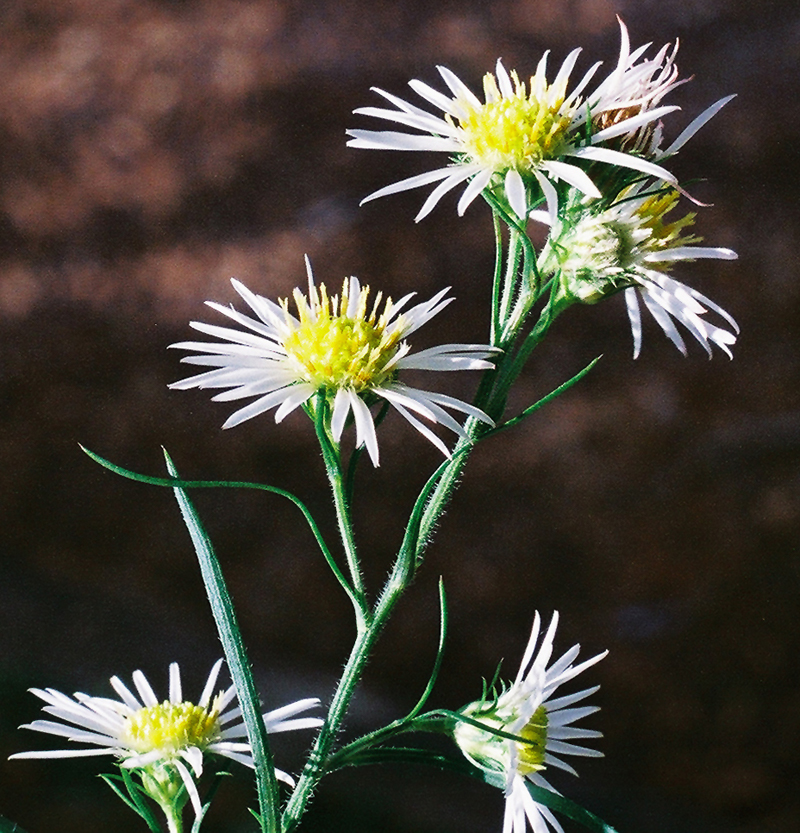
[347,18,737,362]
[347,19,729,222]
[454,613,606,833]
[536,183,739,357]
[170,257,498,466]
[11,660,322,821]
[8,17,739,833]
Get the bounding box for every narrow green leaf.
[120,768,164,831]
[488,355,603,437]
[79,445,357,609]
[191,769,231,833]
[332,745,620,833]
[405,579,448,720]
[99,773,162,831]
[400,440,474,573]
[0,818,29,833]
[328,745,477,776]
[190,800,212,833]
[165,451,278,833]
[525,782,621,833]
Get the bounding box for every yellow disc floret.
[515,705,549,775]
[633,189,700,257]
[281,279,407,392]
[122,699,221,756]
[456,70,573,172]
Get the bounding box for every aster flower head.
[454,612,606,833]
[346,19,714,223]
[169,257,498,466]
[535,182,738,358]
[10,660,323,822]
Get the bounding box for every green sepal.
[164,451,278,833]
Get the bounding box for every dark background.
[1,1,798,831]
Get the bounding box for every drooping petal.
[505,169,528,219]
[661,94,736,156]
[569,144,677,183]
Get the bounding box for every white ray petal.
[569,145,677,183]
[533,171,559,227]
[168,663,182,704]
[644,246,737,262]
[415,166,481,222]
[541,160,601,199]
[495,59,515,98]
[641,288,691,355]
[199,660,223,709]
[349,390,380,466]
[131,671,158,707]
[437,65,482,108]
[359,167,457,205]
[388,400,452,458]
[346,129,459,153]
[221,385,315,429]
[331,387,352,442]
[10,748,119,759]
[408,78,462,117]
[352,105,460,136]
[17,720,117,746]
[625,286,643,358]
[175,758,203,817]
[662,95,736,156]
[274,386,316,423]
[590,105,680,143]
[505,169,528,219]
[263,698,322,727]
[457,168,494,216]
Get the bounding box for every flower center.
[453,702,550,778]
[633,189,699,254]
[122,700,221,755]
[552,187,700,303]
[515,705,549,775]
[456,71,573,172]
[555,214,628,299]
[281,281,405,392]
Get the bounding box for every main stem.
[282,214,570,831]
[281,565,407,832]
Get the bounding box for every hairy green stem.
[281,565,408,832]
[490,211,504,344]
[281,210,577,832]
[313,395,368,618]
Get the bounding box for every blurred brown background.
[0,0,798,831]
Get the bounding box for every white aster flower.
[169,257,498,466]
[454,612,607,833]
[535,182,738,358]
[347,19,707,222]
[10,660,323,820]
